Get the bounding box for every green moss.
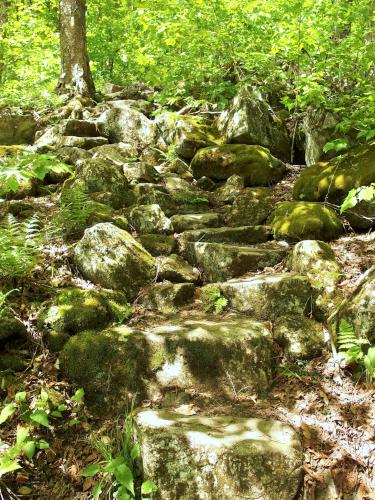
[137,234,177,256]
[0,354,26,371]
[45,330,71,352]
[38,288,131,337]
[0,145,26,157]
[60,327,150,413]
[272,201,343,241]
[293,141,375,202]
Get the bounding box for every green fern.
[0,214,43,280]
[108,301,133,325]
[52,185,96,239]
[201,285,228,315]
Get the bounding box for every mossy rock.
[273,317,324,360]
[225,187,273,226]
[135,410,303,500]
[142,283,196,314]
[0,145,26,157]
[38,288,131,337]
[191,144,286,186]
[0,315,27,344]
[293,141,375,203]
[74,223,157,297]
[137,234,177,256]
[0,354,27,371]
[272,201,343,241]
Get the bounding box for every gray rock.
[225,187,273,226]
[215,174,245,203]
[59,119,101,137]
[138,190,177,216]
[187,242,286,282]
[73,158,135,209]
[97,106,156,150]
[171,213,221,232]
[191,144,286,186]
[129,204,173,234]
[74,223,156,297]
[177,226,270,253]
[135,410,303,500]
[303,108,339,166]
[123,162,159,183]
[90,143,138,165]
[156,255,200,283]
[56,147,92,166]
[137,234,177,256]
[217,87,291,161]
[287,240,342,288]
[274,317,325,360]
[142,283,195,314]
[220,273,312,320]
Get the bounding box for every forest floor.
[1,166,374,499]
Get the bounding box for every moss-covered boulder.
[226,187,273,226]
[60,317,274,413]
[129,204,173,234]
[156,255,200,283]
[137,190,177,216]
[38,288,131,345]
[142,283,195,314]
[187,242,286,282]
[338,268,375,343]
[220,273,312,320]
[0,315,27,344]
[137,234,177,256]
[123,162,159,183]
[155,112,217,160]
[272,201,343,241]
[274,317,324,360]
[286,240,342,288]
[136,410,303,500]
[74,223,156,297]
[90,143,138,164]
[293,141,375,203]
[214,174,245,203]
[191,144,286,186]
[72,158,135,209]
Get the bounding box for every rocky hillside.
[0,85,374,499]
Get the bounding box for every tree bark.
[58,0,95,97]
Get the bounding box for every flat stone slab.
[135,410,303,500]
[171,213,221,232]
[186,242,286,282]
[177,225,270,253]
[61,317,273,413]
[220,272,312,319]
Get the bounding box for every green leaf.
[23,440,36,459]
[114,464,134,495]
[0,457,21,477]
[92,481,104,500]
[71,388,85,404]
[40,389,49,402]
[38,439,50,450]
[15,392,27,403]
[16,426,30,445]
[141,479,158,495]
[0,403,17,425]
[81,463,102,477]
[130,443,140,460]
[30,410,50,427]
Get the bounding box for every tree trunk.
[58,0,95,97]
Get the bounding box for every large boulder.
[171,213,221,233]
[293,141,375,203]
[187,242,286,282]
[225,187,273,226]
[217,88,291,161]
[286,240,342,288]
[272,202,343,241]
[135,410,303,500]
[97,106,156,150]
[72,158,135,209]
[155,112,217,160]
[0,314,27,344]
[74,223,156,297]
[142,283,195,314]
[302,108,340,166]
[137,234,177,256]
[273,317,325,360]
[338,268,375,343]
[0,109,37,145]
[61,317,274,412]
[129,204,173,234]
[220,273,312,320]
[191,145,286,186]
[156,254,200,283]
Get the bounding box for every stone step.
[61,316,274,413]
[219,272,312,320]
[135,410,303,500]
[177,225,271,253]
[186,242,287,282]
[170,212,222,232]
[60,119,101,138]
[58,136,108,149]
